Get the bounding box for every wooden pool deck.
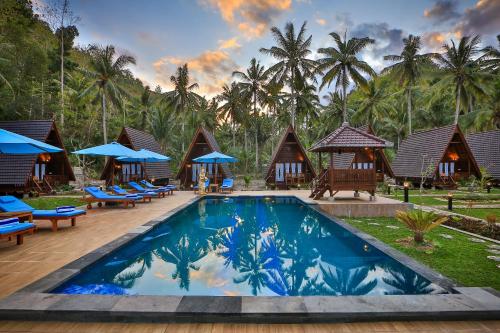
[0,190,498,332]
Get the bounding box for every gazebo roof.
[309,122,393,152]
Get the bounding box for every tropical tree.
[0,41,13,92]
[260,21,317,128]
[80,44,136,143]
[316,32,375,123]
[233,58,268,172]
[140,85,152,130]
[435,35,487,124]
[351,79,390,127]
[481,35,500,73]
[164,64,200,151]
[395,209,447,243]
[383,35,438,134]
[217,82,243,150]
[262,80,283,152]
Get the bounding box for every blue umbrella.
[72,142,137,157]
[115,149,171,163]
[193,151,237,185]
[0,128,63,154]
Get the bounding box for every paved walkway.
[0,190,498,332]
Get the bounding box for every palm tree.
[435,35,487,124]
[233,58,268,172]
[80,44,136,143]
[0,41,13,93]
[383,35,438,134]
[140,85,152,130]
[262,81,284,153]
[260,21,317,128]
[217,82,243,150]
[481,35,500,73]
[164,64,200,151]
[316,32,375,123]
[351,79,390,127]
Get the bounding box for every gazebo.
[309,122,393,200]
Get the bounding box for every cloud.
[453,0,500,36]
[351,23,405,72]
[153,49,238,96]
[316,18,327,26]
[424,0,460,23]
[201,0,292,38]
[218,37,241,50]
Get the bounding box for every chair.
[84,187,139,209]
[108,185,151,203]
[0,196,85,232]
[128,182,166,198]
[140,180,175,195]
[193,179,210,194]
[219,179,234,193]
[0,217,36,245]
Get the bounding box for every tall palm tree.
[260,21,317,128]
[352,79,390,127]
[80,44,136,143]
[140,85,152,130]
[481,35,500,73]
[0,41,13,93]
[233,58,268,172]
[217,82,243,150]
[164,64,200,151]
[317,32,375,123]
[262,81,284,153]
[383,35,438,134]
[435,35,487,124]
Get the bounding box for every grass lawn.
[388,193,446,206]
[23,197,85,210]
[344,217,500,290]
[454,208,500,220]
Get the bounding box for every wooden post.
[318,152,322,172]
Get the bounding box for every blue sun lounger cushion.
[56,206,75,213]
[0,217,35,235]
[129,182,165,193]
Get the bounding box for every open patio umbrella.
[193,151,238,185]
[0,128,63,155]
[115,149,171,163]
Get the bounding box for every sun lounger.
[84,187,139,209]
[128,182,166,198]
[140,180,176,194]
[193,179,210,194]
[0,196,85,232]
[109,185,151,203]
[0,217,35,245]
[219,178,234,193]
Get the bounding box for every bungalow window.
[291,163,296,175]
[439,162,455,176]
[275,163,284,181]
[34,163,46,180]
[297,162,302,175]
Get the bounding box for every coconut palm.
[80,44,136,143]
[164,64,200,151]
[383,35,439,134]
[233,58,268,172]
[262,81,284,152]
[316,32,375,123]
[351,79,390,127]
[217,82,243,150]
[260,21,317,128]
[481,35,500,73]
[0,41,13,93]
[435,35,488,124]
[140,85,152,130]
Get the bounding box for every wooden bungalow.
[309,122,393,200]
[392,124,481,189]
[101,127,172,186]
[265,125,316,189]
[177,126,233,189]
[0,120,75,195]
[467,129,500,185]
[331,125,394,182]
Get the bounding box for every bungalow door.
[34,163,46,181]
[275,163,284,182]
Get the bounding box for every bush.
[243,175,252,189]
[395,209,447,243]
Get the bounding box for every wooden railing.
[329,168,376,191]
[44,175,69,186]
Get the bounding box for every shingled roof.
[0,120,75,186]
[467,129,500,181]
[101,127,172,181]
[392,124,480,179]
[265,125,316,180]
[309,122,392,152]
[176,126,232,180]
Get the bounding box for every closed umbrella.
[0,128,62,154]
[193,151,237,185]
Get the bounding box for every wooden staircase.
[434,175,457,190]
[309,169,329,200]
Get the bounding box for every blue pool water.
[53,196,447,296]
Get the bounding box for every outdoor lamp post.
[403,182,410,203]
[486,182,492,193]
[447,192,453,211]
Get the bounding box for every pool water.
[53,196,447,296]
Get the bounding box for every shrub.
[395,209,448,243]
[486,214,497,232]
[243,175,252,189]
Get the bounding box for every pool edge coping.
[0,194,499,323]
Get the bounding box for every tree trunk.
[254,94,259,174]
[244,128,248,173]
[291,71,295,128]
[102,92,107,144]
[181,118,185,152]
[454,86,461,125]
[342,84,347,123]
[232,120,236,150]
[414,231,424,243]
[60,10,65,129]
[407,88,412,135]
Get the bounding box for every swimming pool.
[53,196,446,297]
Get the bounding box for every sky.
[58,0,500,98]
